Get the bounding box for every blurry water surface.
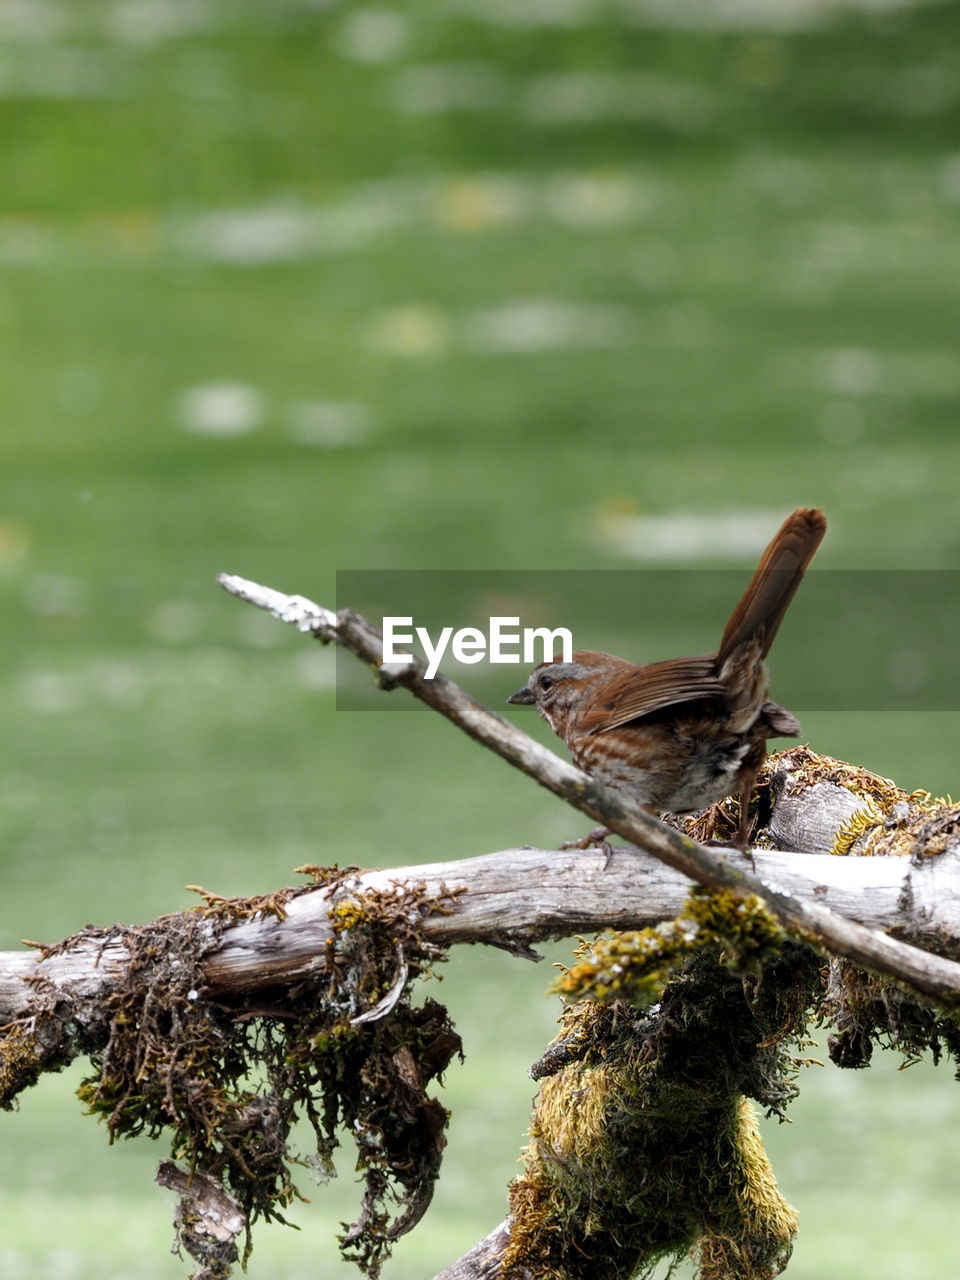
[3,1,960,1276]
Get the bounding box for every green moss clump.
[507,889,823,1280]
[507,991,803,1280]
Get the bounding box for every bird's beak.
[507,685,535,705]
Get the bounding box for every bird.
[506,507,826,851]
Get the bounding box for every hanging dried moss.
[5,868,462,1279]
[824,956,960,1073]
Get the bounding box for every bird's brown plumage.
[507,507,827,846]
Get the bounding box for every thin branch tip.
[217,572,336,633]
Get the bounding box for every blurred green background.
[3,0,960,1276]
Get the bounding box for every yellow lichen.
[556,890,788,1006]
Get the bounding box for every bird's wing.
[581,654,724,734]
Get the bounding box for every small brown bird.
[507,507,826,848]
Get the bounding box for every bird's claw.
[560,826,616,868]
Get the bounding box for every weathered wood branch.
[433,1222,511,1280]
[156,1161,246,1280]
[0,838,933,1021]
[4,823,960,1038]
[214,575,960,1000]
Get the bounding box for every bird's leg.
[735,773,757,850]
[701,771,758,868]
[737,762,757,865]
[731,767,758,869]
[559,804,660,869]
[560,826,615,867]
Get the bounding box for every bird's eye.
[539,675,554,691]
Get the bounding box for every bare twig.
[430,1220,511,1280]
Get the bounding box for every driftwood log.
[3,800,960,1022]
